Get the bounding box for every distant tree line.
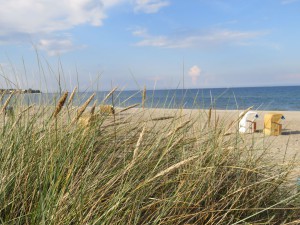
[0,88,41,94]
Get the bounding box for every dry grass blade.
[142,85,146,109]
[240,106,253,118]
[145,155,198,184]
[150,116,174,121]
[118,104,140,113]
[8,104,34,135]
[0,91,7,104]
[72,93,95,123]
[133,125,146,160]
[232,193,299,225]
[102,87,117,103]
[285,219,300,225]
[52,91,68,118]
[90,100,97,115]
[161,136,184,159]
[167,120,190,137]
[1,91,15,114]
[100,120,129,129]
[67,86,77,106]
[208,107,212,127]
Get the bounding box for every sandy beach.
[122,107,300,168]
[30,105,300,159]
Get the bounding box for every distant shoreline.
[0,88,41,94]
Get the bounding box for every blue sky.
[0,0,300,91]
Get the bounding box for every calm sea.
[94,86,300,111]
[11,86,300,111]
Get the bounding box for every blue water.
[94,86,300,111]
[8,86,300,111]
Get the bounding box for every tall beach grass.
[0,88,299,224]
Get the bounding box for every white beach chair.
[239,111,258,133]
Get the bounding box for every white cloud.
[0,0,170,55]
[136,36,169,47]
[188,65,201,85]
[102,0,127,8]
[0,0,166,38]
[0,0,126,54]
[133,28,268,49]
[38,36,84,56]
[0,0,114,35]
[134,0,170,13]
[132,27,149,37]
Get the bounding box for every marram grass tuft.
[0,89,299,225]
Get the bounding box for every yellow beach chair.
[263,113,285,136]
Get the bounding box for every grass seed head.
[90,101,97,115]
[1,91,15,114]
[52,91,68,118]
[73,93,95,122]
[67,86,77,106]
[99,104,115,115]
[102,87,117,103]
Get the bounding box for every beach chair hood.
[264,113,283,127]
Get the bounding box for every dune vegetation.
[0,88,300,224]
